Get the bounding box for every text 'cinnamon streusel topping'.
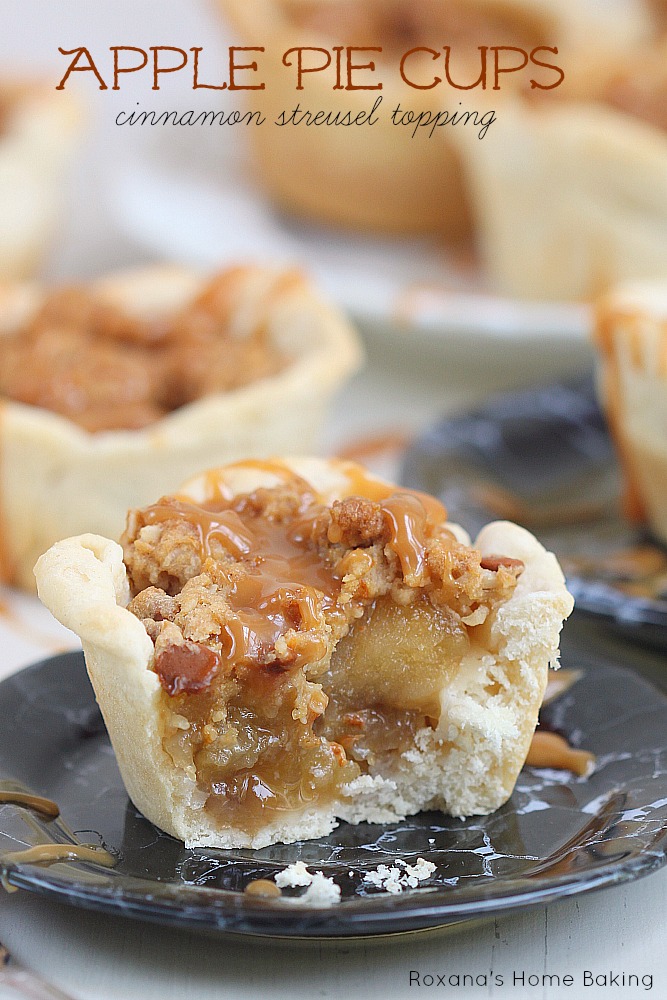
[0,271,286,432]
[123,464,523,834]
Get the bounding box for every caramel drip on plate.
[1,844,115,867]
[0,791,60,818]
[526,731,595,777]
[244,878,282,898]
[541,669,582,707]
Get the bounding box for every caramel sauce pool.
[0,791,60,818]
[244,879,282,898]
[527,731,595,777]
[1,844,115,868]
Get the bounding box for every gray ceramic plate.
[1,617,667,938]
[401,377,667,649]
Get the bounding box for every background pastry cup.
[452,98,667,300]
[218,0,652,241]
[0,81,81,279]
[221,0,468,237]
[594,282,667,544]
[0,265,362,589]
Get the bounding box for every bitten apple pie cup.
[35,458,573,849]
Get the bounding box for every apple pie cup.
[0,266,362,589]
[35,458,573,849]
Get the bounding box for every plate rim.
[400,379,667,644]
[2,648,667,938]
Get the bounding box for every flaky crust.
[0,268,362,589]
[35,459,573,849]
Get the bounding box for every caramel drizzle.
[0,791,60,818]
[185,459,317,506]
[526,731,595,777]
[143,494,337,670]
[142,470,448,679]
[383,492,431,583]
[1,844,115,868]
[593,303,658,522]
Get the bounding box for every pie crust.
[0,81,81,279]
[594,281,667,543]
[0,267,362,589]
[35,458,574,849]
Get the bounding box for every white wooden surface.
[2,856,666,1000]
[1,2,666,997]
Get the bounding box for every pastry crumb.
[363,857,436,894]
[302,872,342,906]
[274,862,341,906]
[363,865,404,894]
[275,861,312,888]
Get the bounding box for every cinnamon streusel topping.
[0,272,286,432]
[123,464,523,834]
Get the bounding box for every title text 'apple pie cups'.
[219,0,652,241]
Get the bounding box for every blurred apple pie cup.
[594,282,667,544]
[0,264,362,589]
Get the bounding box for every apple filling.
[123,465,522,836]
